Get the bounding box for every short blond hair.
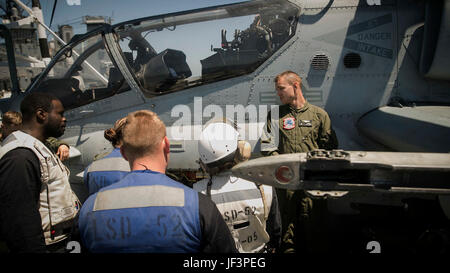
[121,110,166,158]
[274,70,302,86]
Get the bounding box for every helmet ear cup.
[235,140,251,163]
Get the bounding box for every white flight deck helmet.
[198,120,251,173]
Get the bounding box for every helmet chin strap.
[202,159,237,198]
[207,177,212,197]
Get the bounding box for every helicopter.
[1,0,450,253]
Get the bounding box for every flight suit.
[261,102,338,253]
[45,137,69,154]
[261,102,337,156]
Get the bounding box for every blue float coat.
[83,148,130,196]
[79,170,202,253]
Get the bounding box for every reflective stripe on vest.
[79,171,202,253]
[93,185,184,211]
[87,157,130,173]
[211,189,262,204]
[194,173,273,253]
[0,131,80,245]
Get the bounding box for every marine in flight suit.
[261,71,338,253]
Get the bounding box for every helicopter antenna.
[49,0,57,27]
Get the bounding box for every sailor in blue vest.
[78,110,237,253]
[83,117,130,196]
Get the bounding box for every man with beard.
[0,111,71,161]
[0,92,80,253]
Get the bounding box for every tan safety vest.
[194,171,273,253]
[0,131,80,245]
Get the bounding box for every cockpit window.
[32,33,129,110]
[114,0,299,96]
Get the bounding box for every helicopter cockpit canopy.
[27,0,299,110]
[114,0,299,96]
[30,30,129,110]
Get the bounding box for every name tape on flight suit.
[299,120,312,127]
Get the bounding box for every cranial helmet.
[198,120,251,173]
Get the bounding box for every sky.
[38,0,246,35]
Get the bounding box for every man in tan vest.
[0,92,80,253]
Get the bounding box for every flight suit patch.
[299,120,312,127]
[283,117,296,130]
